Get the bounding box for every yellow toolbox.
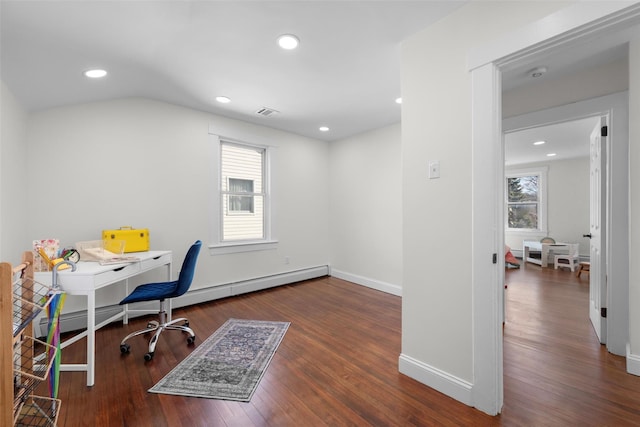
[102,226,149,253]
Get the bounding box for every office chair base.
[120,316,195,360]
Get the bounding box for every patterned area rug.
[149,318,289,401]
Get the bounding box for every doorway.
[469,3,638,415]
[502,92,629,357]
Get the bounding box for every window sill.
[208,240,278,255]
[505,229,548,235]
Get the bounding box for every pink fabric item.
[505,245,519,265]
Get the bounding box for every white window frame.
[505,166,548,235]
[208,130,277,255]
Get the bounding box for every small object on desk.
[61,248,80,262]
[99,256,140,265]
[102,226,150,253]
[51,257,72,270]
[33,238,60,272]
[76,240,125,262]
[38,247,53,265]
[38,248,71,270]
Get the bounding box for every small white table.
[523,241,568,267]
[36,250,172,386]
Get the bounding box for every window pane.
[229,195,254,212]
[507,176,538,202]
[229,178,253,193]
[508,203,538,229]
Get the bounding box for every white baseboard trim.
[626,343,640,376]
[329,268,402,296]
[399,353,473,407]
[37,265,329,337]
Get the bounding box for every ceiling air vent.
[255,107,280,117]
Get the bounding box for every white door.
[589,117,607,343]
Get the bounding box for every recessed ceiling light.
[84,69,107,78]
[319,126,329,132]
[278,34,300,50]
[533,140,546,145]
[546,153,557,157]
[395,97,402,104]
[216,96,231,103]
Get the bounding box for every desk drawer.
[55,263,143,292]
[140,253,172,273]
[92,262,142,289]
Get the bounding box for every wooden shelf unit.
[1,251,61,426]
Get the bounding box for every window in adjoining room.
[505,167,547,233]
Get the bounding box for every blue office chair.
[119,240,201,361]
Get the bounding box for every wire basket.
[13,336,57,412]
[14,395,61,427]
[13,275,56,338]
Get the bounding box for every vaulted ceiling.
[1,1,632,149]
[0,0,466,142]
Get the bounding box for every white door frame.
[469,2,640,416]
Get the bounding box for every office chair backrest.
[173,240,202,298]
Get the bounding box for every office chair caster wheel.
[187,335,196,345]
[120,343,130,354]
[144,352,154,361]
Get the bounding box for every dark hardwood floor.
[51,265,640,426]
[502,263,640,426]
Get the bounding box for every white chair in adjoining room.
[554,243,580,272]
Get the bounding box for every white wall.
[400,0,569,405]
[506,157,590,257]
[25,98,330,314]
[329,124,402,295]
[0,81,29,265]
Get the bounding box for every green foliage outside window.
[507,175,539,229]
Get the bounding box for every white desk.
[523,241,568,267]
[36,250,172,386]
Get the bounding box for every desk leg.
[542,246,548,268]
[87,291,95,387]
[523,244,530,264]
[123,278,130,325]
[167,262,173,323]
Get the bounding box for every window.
[505,167,547,233]
[220,141,267,242]
[208,127,277,254]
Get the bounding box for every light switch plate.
[429,160,440,179]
